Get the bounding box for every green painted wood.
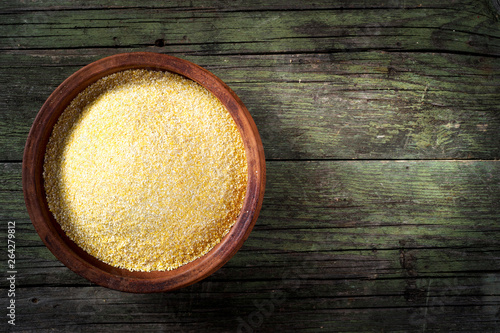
[0,0,472,11]
[1,1,499,55]
[0,51,499,160]
[0,0,499,161]
[1,161,499,331]
[1,280,499,332]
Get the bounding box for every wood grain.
[1,51,499,161]
[1,2,499,55]
[0,0,499,161]
[1,160,500,331]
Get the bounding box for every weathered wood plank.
[1,267,500,331]
[1,2,499,54]
[1,0,499,161]
[0,0,470,11]
[0,51,499,161]
[1,278,498,332]
[3,160,500,249]
[1,160,499,331]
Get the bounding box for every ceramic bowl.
[22,52,265,293]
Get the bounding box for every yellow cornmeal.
[43,69,247,272]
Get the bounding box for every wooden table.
[1,0,500,331]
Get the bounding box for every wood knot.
[154,39,166,47]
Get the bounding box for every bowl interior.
[23,52,265,293]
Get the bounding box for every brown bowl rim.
[22,52,266,293]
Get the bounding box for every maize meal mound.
[43,69,248,272]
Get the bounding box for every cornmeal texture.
[43,69,248,272]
